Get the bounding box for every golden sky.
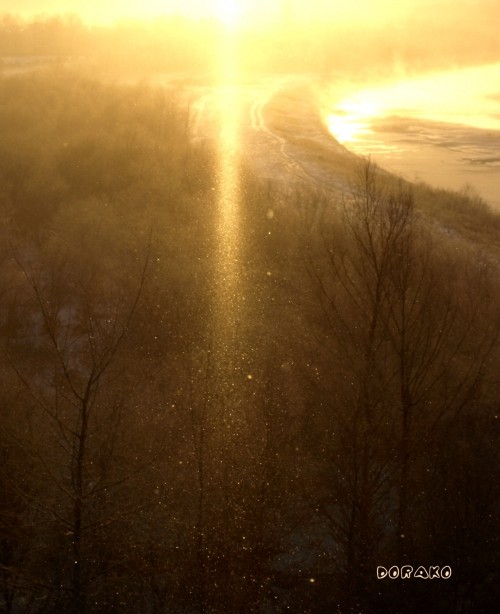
[0,0,480,26]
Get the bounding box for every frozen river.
[324,62,500,210]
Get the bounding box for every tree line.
[2,12,500,77]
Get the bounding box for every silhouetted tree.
[301,159,500,612]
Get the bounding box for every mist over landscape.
[1,2,499,613]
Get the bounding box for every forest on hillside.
[0,71,499,613]
[2,12,500,77]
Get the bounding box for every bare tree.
[2,240,160,613]
[301,158,500,609]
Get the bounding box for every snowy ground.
[187,76,356,199]
[187,72,500,211]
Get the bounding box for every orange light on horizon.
[326,99,383,143]
[325,63,500,147]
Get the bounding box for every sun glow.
[327,116,370,144]
[327,98,383,143]
[214,0,242,28]
[326,63,500,146]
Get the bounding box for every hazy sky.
[0,0,484,26]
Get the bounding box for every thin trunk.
[72,393,90,614]
[196,418,206,614]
